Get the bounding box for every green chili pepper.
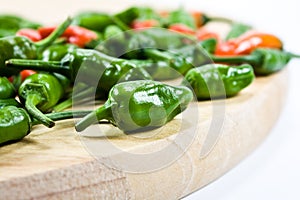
[39,43,77,61]
[75,80,193,133]
[0,15,41,38]
[73,12,114,32]
[113,7,140,27]
[0,77,15,99]
[0,98,21,108]
[211,48,300,75]
[97,25,127,57]
[143,40,213,76]
[6,49,152,96]
[0,106,31,145]
[0,106,91,146]
[0,17,72,77]
[18,73,64,127]
[167,8,196,29]
[225,23,252,40]
[182,64,255,100]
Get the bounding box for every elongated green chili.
[6,49,152,96]
[211,48,300,75]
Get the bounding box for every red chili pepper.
[196,29,220,41]
[168,24,195,35]
[20,70,36,81]
[38,26,98,47]
[215,41,237,56]
[16,29,42,42]
[215,31,283,56]
[132,19,159,29]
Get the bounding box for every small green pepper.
[97,25,127,57]
[167,8,196,29]
[39,43,77,61]
[0,106,91,146]
[18,73,64,127]
[75,80,193,133]
[73,12,114,32]
[143,40,213,76]
[0,17,72,77]
[182,64,255,100]
[6,49,152,96]
[0,77,15,99]
[0,106,31,145]
[0,98,21,109]
[211,48,300,75]
[0,15,41,38]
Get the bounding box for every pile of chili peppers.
[0,6,299,146]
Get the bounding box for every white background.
[2,0,300,199]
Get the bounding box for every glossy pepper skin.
[75,80,193,133]
[0,17,72,77]
[0,98,21,108]
[0,106,31,145]
[19,73,64,127]
[39,43,77,61]
[7,49,152,96]
[0,105,91,146]
[73,12,114,32]
[182,64,255,100]
[0,77,15,99]
[211,48,300,75]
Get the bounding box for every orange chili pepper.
[215,31,283,56]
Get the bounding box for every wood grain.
[0,69,288,199]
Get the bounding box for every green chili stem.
[31,110,92,126]
[6,59,70,77]
[207,16,233,24]
[35,17,72,52]
[289,53,300,59]
[111,16,131,31]
[210,54,261,66]
[53,86,95,112]
[25,94,55,128]
[75,105,111,132]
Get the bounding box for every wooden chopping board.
[0,1,289,199]
[0,69,288,199]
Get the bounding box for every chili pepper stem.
[35,17,72,52]
[5,59,70,77]
[207,16,233,24]
[31,110,92,126]
[210,54,261,66]
[75,105,112,132]
[25,94,55,128]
